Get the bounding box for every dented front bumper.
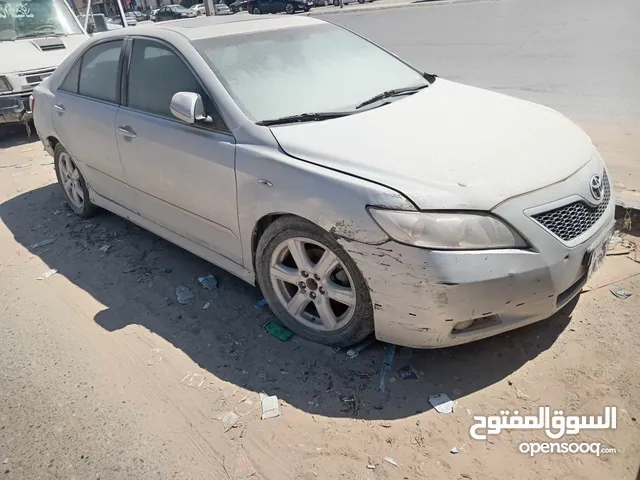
[340,158,615,348]
[0,93,32,125]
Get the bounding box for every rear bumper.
[0,94,32,125]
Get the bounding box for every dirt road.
[1,127,639,479]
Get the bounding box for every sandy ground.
[1,127,639,479]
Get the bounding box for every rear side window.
[127,39,227,131]
[59,60,81,94]
[78,40,123,103]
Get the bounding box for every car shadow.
[0,124,38,148]
[0,183,573,420]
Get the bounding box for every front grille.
[20,68,55,86]
[532,172,610,242]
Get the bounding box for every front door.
[52,39,134,210]
[115,38,242,264]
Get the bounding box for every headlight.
[0,76,12,93]
[368,209,527,250]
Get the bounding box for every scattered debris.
[346,337,375,358]
[384,457,399,467]
[197,274,218,290]
[514,384,530,400]
[416,419,421,426]
[123,264,139,273]
[37,268,57,280]
[610,285,632,299]
[366,464,376,470]
[263,321,293,341]
[163,267,172,274]
[175,285,195,304]
[0,164,17,169]
[254,298,268,309]
[40,162,54,166]
[220,412,239,432]
[147,348,162,366]
[452,388,462,397]
[181,372,205,387]
[30,238,56,249]
[397,365,419,380]
[450,447,459,454]
[260,392,281,420]
[203,301,211,310]
[379,343,396,391]
[98,245,111,253]
[429,393,455,414]
[379,422,392,428]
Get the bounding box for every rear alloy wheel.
[54,143,96,218]
[333,0,339,5]
[256,216,373,347]
[285,2,294,13]
[252,6,261,13]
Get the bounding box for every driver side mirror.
[170,92,210,124]
[86,23,96,34]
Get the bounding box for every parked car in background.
[33,16,614,350]
[79,13,124,33]
[0,0,89,129]
[154,5,196,21]
[109,12,138,26]
[133,10,149,21]
[247,0,312,14]
[229,0,248,12]
[331,0,373,4]
[189,2,232,16]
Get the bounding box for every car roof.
[153,15,324,40]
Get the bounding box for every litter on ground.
[175,285,195,305]
[429,393,455,413]
[260,392,281,420]
[346,337,375,358]
[379,343,396,391]
[30,238,56,249]
[610,285,632,299]
[263,321,293,341]
[384,457,399,467]
[37,268,57,280]
[197,274,218,289]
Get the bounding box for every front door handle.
[54,103,65,113]
[117,125,137,138]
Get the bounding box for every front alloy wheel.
[285,2,294,13]
[256,215,373,347]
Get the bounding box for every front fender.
[235,144,416,274]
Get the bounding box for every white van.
[0,0,88,128]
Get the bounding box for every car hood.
[270,78,594,210]
[1,34,88,74]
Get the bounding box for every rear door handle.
[54,104,65,113]
[117,125,137,138]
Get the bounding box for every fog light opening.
[452,319,475,332]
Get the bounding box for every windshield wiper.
[356,84,429,110]
[256,111,353,127]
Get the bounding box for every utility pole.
[204,0,216,16]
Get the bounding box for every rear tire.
[333,0,339,5]
[285,2,294,13]
[54,143,96,218]
[251,6,261,13]
[256,215,374,347]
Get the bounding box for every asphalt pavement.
[325,0,640,207]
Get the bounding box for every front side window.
[78,40,122,103]
[0,0,82,41]
[193,23,428,123]
[127,39,226,130]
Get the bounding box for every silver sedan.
[33,16,614,348]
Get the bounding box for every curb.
[305,0,494,16]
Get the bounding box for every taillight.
[29,94,35,113]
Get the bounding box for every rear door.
[52,39,134,210]
[115,37,241,264]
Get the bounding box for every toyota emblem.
[590,174,604,201]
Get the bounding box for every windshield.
[174,5,188,11]
[194,23,429,122]
[0,0,82,40]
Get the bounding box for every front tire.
[256,216,374,347]
[285,2,294,13]
[333,0,339,5]
[251,6,261,13]
[54,144,96,218]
